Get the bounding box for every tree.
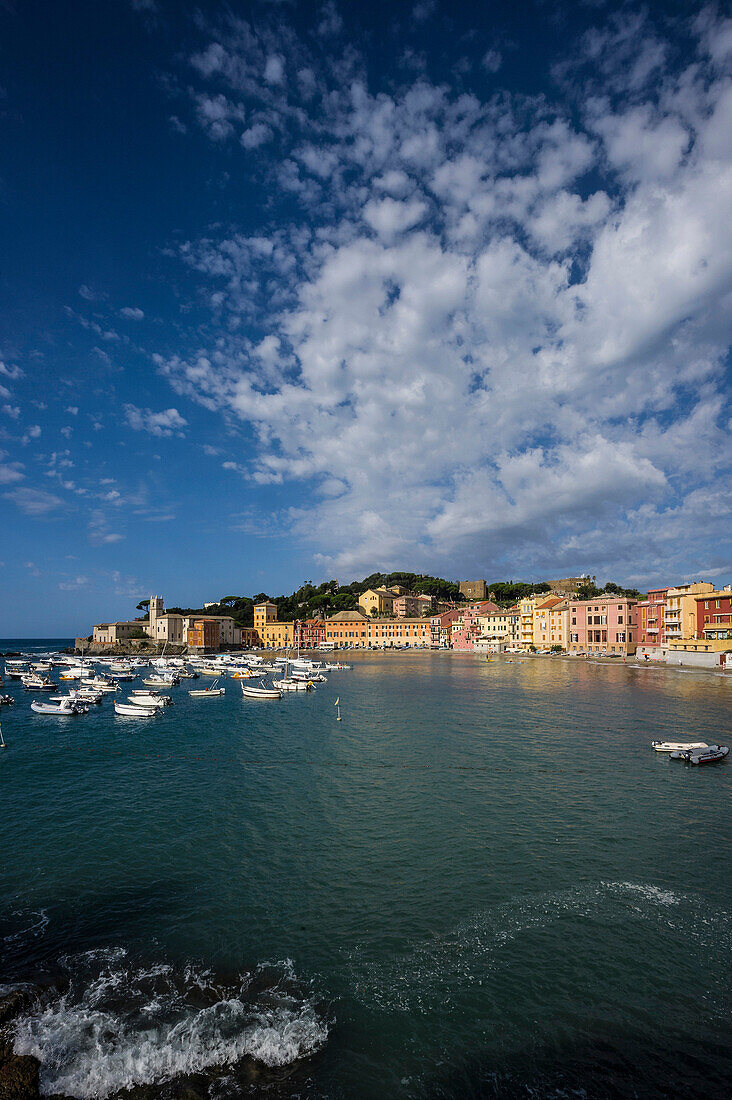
[136,599,150,612]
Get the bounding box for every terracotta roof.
[328,609,370,622]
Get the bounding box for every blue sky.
[1,0,730,636]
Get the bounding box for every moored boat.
[240,682,281,699]
[114,700,157,717]
[189,679,225,697]
[273,677,313,692]
[670,745,729,765]
[651,740,708,752]
[22,674,57,691]
[130,690,173,707]
[31,698,87,715]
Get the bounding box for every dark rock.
[0,993,29,1028]
[0,1053,40,1099]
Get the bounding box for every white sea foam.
[11,949,329,1099]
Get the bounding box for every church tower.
[149,595,164,638]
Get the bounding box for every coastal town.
[84,575,732,670]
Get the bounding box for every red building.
[294,618,327,649]
[430,608,463,647]
[695,589,732,640]
[636,588,668,647]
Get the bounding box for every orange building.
[187,618,220,650]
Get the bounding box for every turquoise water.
[1,647,730,1097]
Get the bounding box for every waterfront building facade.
[294,618,328,649]
[568,596,637,656]
[663,582,715,643]
[696,588,732,641]
[636,588,669,653]
[92,621,146,645]
[532,597,569,649]
[187,618,220,650]
[430,609,462,647]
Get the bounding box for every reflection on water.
[1,650,730,1097]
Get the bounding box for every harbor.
[1,643,730,1098]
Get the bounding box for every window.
[618,615,623,624]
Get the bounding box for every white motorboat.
[189,679,225,697]
[142,675,177,688]
[5,660,29,678]
[130,690,172,707]
[50,689,103,705]
[273,677,313,692]
[114,700,157,717]
[651,740,709,752]
[325,662,351,670]
[31,698,87,715]
[291,670,327,683]
[22,674,57,691]
[59,668,83,681]
[80,676,118,692]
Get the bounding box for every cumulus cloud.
[153,5,731,582]
[123,405,188,437]
[119,306,145,320]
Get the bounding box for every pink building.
[393,594,434,617]
[451,602,500,650]
[568,597,638,656]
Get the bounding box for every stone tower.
[149,595,164,637]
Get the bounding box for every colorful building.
[325,609,370,647]
[253,601,294,649]
[367,618,432,647]
[636,588,669,653]
[519,596,541,649]
[392,593,434,617]
[430,609,463,648]
[358,588,395,617]
[187,618,221,650]
[663,582,715,642]
[568,596,637,656]
[532,597,569,649]
[695,588,732,641]
[294,618,328,649]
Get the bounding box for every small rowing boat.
[114,700,158,717]
[240,682,281,699]
[189,678,225,697]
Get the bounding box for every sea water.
[1,645,730,1097]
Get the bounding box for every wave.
[9,948,329,1098]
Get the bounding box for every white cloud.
[153,5,732,583]
[5,487,64,516]
[2,404,20,418]
[123,405,188,437]
[0,360,24,380]
[119,306,145,320]
[482,49,502,73]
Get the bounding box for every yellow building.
[533,597,569,649]
[664,582,714,641]
[477,608,514,643]
[519,596,540,648]
[253,601,294,649]
[358,588,395,617]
